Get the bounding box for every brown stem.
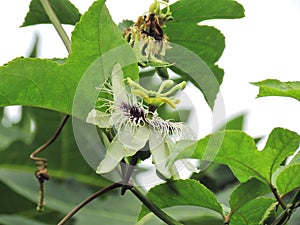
[223,213,232,224]
[36,179,45,212]
[270,183,287,209]
[271,204,293,225]
[30,115,69,210]
[57,182,122,225]
[30,115,69,162]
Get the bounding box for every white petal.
[111,63,129,106]
[86,109,111,128]
[96,139,123,174]
[149,129,166,150]
[180,159,200,173]
[177,123,197,140]
[96,136,138,174]
[118,123,150,150]
[110,111,126,129]
[151,142,172,179]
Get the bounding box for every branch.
[57,182,122,225]
[39,0,72,53]
[129,187,183,225]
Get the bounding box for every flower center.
[120,102,146,124]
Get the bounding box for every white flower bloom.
[86,64,197,178]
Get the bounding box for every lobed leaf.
[138,179,223,221]
[276,164,300,195]
[22,0,81,27]
[165,0,244,108]
[229,197,276,225]
[0,0,138,118]
[252,79,300,102]
[172,128,300,183]
[229,179,270,213]
[217,113,246,131]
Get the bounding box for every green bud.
[149,1,160,14]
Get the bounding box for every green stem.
[130,187,183,225]
[57,182,122,225]
[121,155,139,195]
[39,0,71,53]
[271,206,293,225]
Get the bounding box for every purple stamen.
[120,102,146,124]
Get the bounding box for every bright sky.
[0,0,300,145]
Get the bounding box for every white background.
[0,0,299,145]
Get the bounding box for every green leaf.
[230,197,276,225]
[0,180,36,214]
[290,151,300,165]
[0,169,141,225]
[137,206,223,225]
[229,179,270,213]
[0,0,138,118]
[0,215,48,225]
[252,79,300,102]
[22,0,81,27]
[191,163,237,193]
[0,109,34,151]
[0,107,111,187]
[218,113,245,131]
[172,128,300,183]
[0,124,31,151]
[138,179,223,221]
[276,164,300,195]
[165,0,244,108]
[28,34,39,58]
[157,104,191,122]
[118,19,134,32]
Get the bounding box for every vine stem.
[39,0,72,53]
[33,2,179,225]
[129,187,183,225]
[30,115,69,211]
[270,183,287,209]
[270,201,300,225]
[32,0,72,162]
[57,182,122,225]
[29,0,72,212]
[271,188,300,225]
[30,115,69,162]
